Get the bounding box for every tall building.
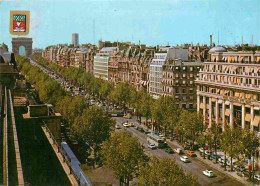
[149,48,188,99]
[72,33,79,47]
[196,46,260,132]
[94,47,117,80]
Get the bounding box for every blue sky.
[0,0,259,49]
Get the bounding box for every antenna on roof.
[93,19,95,44]
[217,31,219,45]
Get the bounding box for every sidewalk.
[41,126,78,186]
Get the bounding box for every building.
[196,46,260,132]
[94,47,117,80]
[72,33,79,47]
[149,48,188,98]
[162,60,203,109]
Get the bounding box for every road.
[28,58,244,186]
[114,117,244,186]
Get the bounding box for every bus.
[147,133,165,148]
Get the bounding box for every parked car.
[165,147,174,154]
[234,164,245,172]
[144,129,150,134]
[123,114,131,119]
[123,123,130,127]
[134,125,139,130]
[174,148,184,155]
[203,170,214,178]
[148,143,157,149]
[138,127,144,132]
[115,124,121,129]
[254,174,260,181]
[129,122,135,127]
[180,156,190,163]
[159,134,166,140]
[186,151,197,157]
[211,153,221,159]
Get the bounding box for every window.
[183,96,186,100]
[189,104,193,108]
[175,88,179,93]
[182,104,186,109]
[183,89,186,93]
[190,67,193,71]
[190,89,194,93]
[176,73,179,78]
[183,66,186,71]
[190,96,193,100]
[190,81,193,84]
[190,74,193,78]
[183,73,186,78]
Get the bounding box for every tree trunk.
[224,152,227,171]
[231,156,233,171]
[215,141,217,164]
[203,146,206,159]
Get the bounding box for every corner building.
[196,46,260,132]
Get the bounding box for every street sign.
[9,10,30,35]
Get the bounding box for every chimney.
[210,35,212,47]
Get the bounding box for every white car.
[254,174,260,181]
[203,170,214,177]
[180,156,190,163]
[174,148,184,155]
[123,123,130,127]
[148,143,157,149]
[159,134,165,140]
[115,124,121,129]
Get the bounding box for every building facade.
[162,61,203,109]
[196,46,260,131]
[72,33,79,47]
[94,47,117,80]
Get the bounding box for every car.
[138,127,144,132]
[165,147,174,154]
[203,170,214,177]
[134,125,139,130]
[205,150,212,156]
[144,129,150,134]
[148,143,157,149]
[129,122,135,127]
[254,174,260,181]
[174,148,184,155]
[115,124,121,129]
[211,154,221,159]
[123,114,131,119]
[186,151,197,157]
[159,134,166,140]
[123,123,130,127]
[111,113,118,117]
[180,156,190,163]
[234,165,245,172]
[199,147,205,154]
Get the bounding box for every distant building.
[94,47,117,80]
[0,44,11,63]
[72,33,79,47]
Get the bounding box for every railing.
[42,121,92,186]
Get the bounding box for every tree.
[209,122,222,163]
[138,156,199,186]
[181,111,203,150]
[241,129,259,180]
[109,82,132,114]
[72,106,115,167]
[102,130,145,186]
[221,124,243,171]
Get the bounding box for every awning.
[253,116,260,127]
[212,56,216,62]
[254,68,259,74]
[206,104,209,109]
[239,57,244,62]
[233,103,242,107]
[225,100,230,105]
[245,113,251,122]
[235,92,240,97]
[211,98,216,102]
[218,100,223,104]
[200,103,203,109]
[225,109,230,116]
[257,57,260,62]
[236,78,240,84]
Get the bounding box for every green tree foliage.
[208,122,222,163]
[138,156,199,186]
[72,106,115,166]
[221,124,243,171]
[180,111,203,149]
[101,130,145,186]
